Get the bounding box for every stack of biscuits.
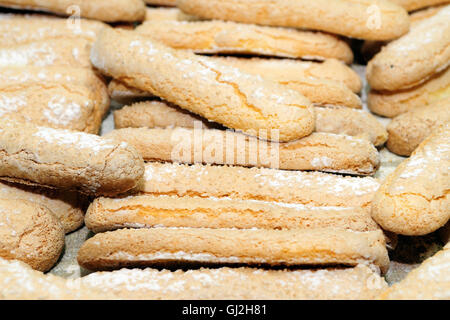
[0,0,448,300]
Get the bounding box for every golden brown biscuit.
[0,66,109,133]
[380,248,450,299]
[144,7,193,22]
[0,0,146,22]
[367,5,450,91]
[77,228,389,272]
[135,20,354,63]
[368,66,450,117]
[386,97,450,156]
[91,28,314,142]
[390,0,449,11]
[85,194,380,233]
[371,124,450,235]
[177,0,409,41]
[0,199,64,272]
[105,127,380,175]
[0,181,85,233]
[140,162,380,209]
[0,119,145,196]
[81,265,387,300]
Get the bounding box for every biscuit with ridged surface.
[91,28,314,142]
[0,120,144,196]
[371,123,450,235]
[0,199,64,272]
[77,227,389,272]
[367,5,450,91]
[136,20,354,63]
[105,127,380,175]
[177,0,409,41]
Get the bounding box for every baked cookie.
[367,5,450,91]
[0,199,64,272]
[0,120,145,196]
[390,0,449,11]
[139,162,380,208]
[0,181,86,233]
[380,248,450,299]
[0,0,146,22]
[387,97,450,156]
[368,66,450,118]
[177,0,409,41]
[77,228,389,272]
[91,28,314,142]
[135,20,354,63]
[0,66,109,133]
[144,0,176,6]
[81,265,387,300]
[371,123,450,235]
[145,7,193,21]
[85,194,379,233]
[105,127,380,175]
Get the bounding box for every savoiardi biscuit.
[0,16,107,46]
[367,5,450,91]
[105,127,380,175]
[390,0,449,11]
[144,7,192,22]
[0,119,145,196]
[0,66,109,133]
[145,0,176,6]
[386,97,450,156]
[0,199,64,272]
[177,0,410,41]
[0,0,146,22]
[91,28,315,142]
[380,248,450,299]
[135,20,354,63]
[113,101,386,146]
[371,123,450,235]
[135,162,381,209]
[368,66,450,117]
[78,228,389,272]
[85,194,379,233]
[0,181,86,233]
[80,265,387,300]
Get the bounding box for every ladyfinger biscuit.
[81,265,387,300]
[138,162,380,208]
[85,194,379,233]
[380,248,450,300]
[77,228,389,272]
[0,258,115,299]
[91,28,315,142]
[105,127,380,175]
[0,38,91,68]
[368,66,450,117]
[0,16,107,46]
[0,67,109,133]
[367,5,450,91]
[386,98,450,156]
[145,0,176,5]
[145,7,186,21]
[114,101,386,146]
[0,181,86,233]
[391,0,449,11]
[0,199,64,272]
[371,124,450,235]
[177,0,409,41]
[0,120,145,196]
[0,0,146,22]
[107,80,153,105]
[114,101,216,130]
[135,20,354,63]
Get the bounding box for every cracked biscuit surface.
[91,28,315,142]
[105,127,380,175]
[77,227,389,272]
[177,0,409,41]
[0,120,145,196]
[0,0,146,22]
[0,199,64,272]
[135,20,354,63]
[371,123,450,235]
